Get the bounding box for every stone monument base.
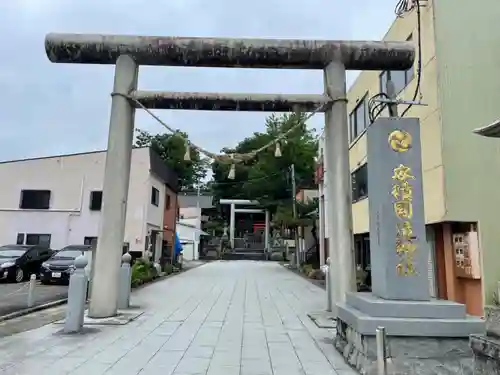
[470,334,500,374]
[333,292,485,375]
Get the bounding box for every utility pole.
[386,80,398,117]
[196,184,201,209]
[290,164,299,266]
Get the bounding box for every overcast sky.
[0,0,398,161]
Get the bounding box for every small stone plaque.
[55,309,143,326]
[307,311,337,328]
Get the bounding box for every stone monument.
[333,117,485,374]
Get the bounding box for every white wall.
[0,148,157,252]
[177,219,201,261]
[145,173,166,261]
[180,207,201,219]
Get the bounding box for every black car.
[40,245,91,285]
[0,245,54,283]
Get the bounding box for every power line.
[206,170,286,187]
[367,0,423,124]
[400,0,423,116]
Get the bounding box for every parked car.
[39,245,92,285]
[0,245,54,283]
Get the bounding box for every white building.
[176,195,214,260]
[176,220,207,261]
[0,147,178,258]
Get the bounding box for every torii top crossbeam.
[44,33,414,70]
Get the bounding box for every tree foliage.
[273,198,319,228]
[135,129,208,191]
[211,112,318,213]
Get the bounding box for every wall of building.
[177,219,201,261]
[347,0,444,234]
[162,185,178,252]
[296,189,318,203]
[433,0,500,304]
[180,207,202,219]
[0,148,153,252]
[144,172,167,260]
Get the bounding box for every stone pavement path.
[0,261,355,375]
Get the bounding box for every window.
[19,190,51,209]
[26,234,51,247]
[349,95,368,142]
[355,235,371,272]
[379,70,407,95]
[89,191,103,211]
[166,194,171,210]
[84,237,97,246]
[352,164,368,202]
[379,35,415,95]
[151,187,160,206]
[38,247,51,257]
[16,233,25,245]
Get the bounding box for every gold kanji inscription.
[392,164,415,183]
[391,181,413,201]
[397,221,414,239]
[394,200,413,219]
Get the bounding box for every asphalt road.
[0,261,205,338]
[0,281,68,317]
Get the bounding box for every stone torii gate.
[219,199,269,250]
[44,33,414,319]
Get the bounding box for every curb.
[0,298,68,323]
[131,273,172,291]
[282,264,326,290]
[131,262,203,290]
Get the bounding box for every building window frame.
[19,190,51,210]
[151,187,160,206]
[349,94,368,143]
[379,34,415,97]
[25,233,51,247]
[351,163,368,203]
[89,191,103,211]
[166,194,171,210]
[84,236,97,246]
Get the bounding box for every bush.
[301,264,313,276]
[131,258,158,288]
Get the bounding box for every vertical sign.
[367,118,430,301]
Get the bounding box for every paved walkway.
[0,261,355,375]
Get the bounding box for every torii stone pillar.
[219,199,260,249]
[44,33,414,319]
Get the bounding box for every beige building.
[345,0,500,315]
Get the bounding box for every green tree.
[211,112,318,211]
[135,129,208,190]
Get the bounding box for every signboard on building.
[367,117,430,301]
